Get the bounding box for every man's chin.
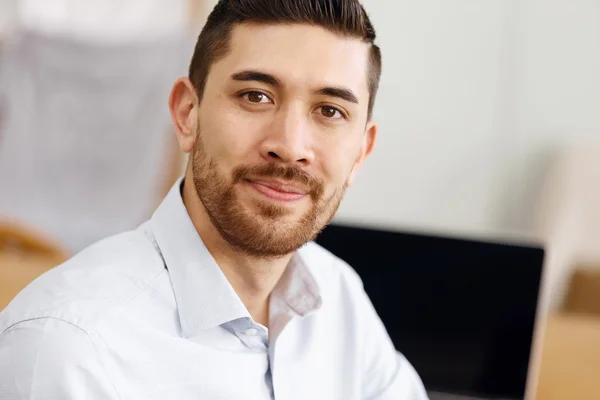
[248,212,307,234]
[243,197,305,221]
[223,223,313,258]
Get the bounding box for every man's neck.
[182,178,292,327]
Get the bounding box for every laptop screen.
[315,223,544,399]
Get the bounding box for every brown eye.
[321,106,342,119]
[245,92,269,103]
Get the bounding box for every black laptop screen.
[315,223,544,399]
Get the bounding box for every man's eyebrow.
[230,70,283,88]
[316,86,359,104]
[230,70,360,105]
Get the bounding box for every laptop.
[315,223,545,400]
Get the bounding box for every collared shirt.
[0,179,428,400]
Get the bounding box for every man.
[0,0,429,399]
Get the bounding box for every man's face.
[190,23,376,257]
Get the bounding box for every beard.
[191,132,347,258]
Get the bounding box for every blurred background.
[0,1,599,399]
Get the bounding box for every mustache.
[232,163,325,199]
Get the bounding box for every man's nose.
[259,108,315,166]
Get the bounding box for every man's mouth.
[244,179,308,202]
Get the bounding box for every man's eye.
[320,106,344,119]
[243,92,272,104]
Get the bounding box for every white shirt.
[0,179,428,400]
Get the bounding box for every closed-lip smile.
[245,179,308,202]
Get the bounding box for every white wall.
[509,0,600,233]
[335,0,520,242]
[336,0,600,241]
[514,0,600,312]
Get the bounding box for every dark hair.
[188,0,382,118]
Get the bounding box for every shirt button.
[245,328,259,336]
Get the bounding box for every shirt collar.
[150,178,322,338]
[272,251,322,318]
[151,178,249,338]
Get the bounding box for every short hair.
[188,0,382,118]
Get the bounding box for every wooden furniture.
[0,220,69,310]
[536,313,600,400]
[563,268,600,316]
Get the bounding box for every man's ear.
[346,121,377,188]
[169,78,199,154]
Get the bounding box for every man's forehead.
[216,22,371,98]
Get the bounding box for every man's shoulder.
[0,224,166,335]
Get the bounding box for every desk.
[536,314,600,400]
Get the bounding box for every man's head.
[190,0,381,118]
[169,0,381,258]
